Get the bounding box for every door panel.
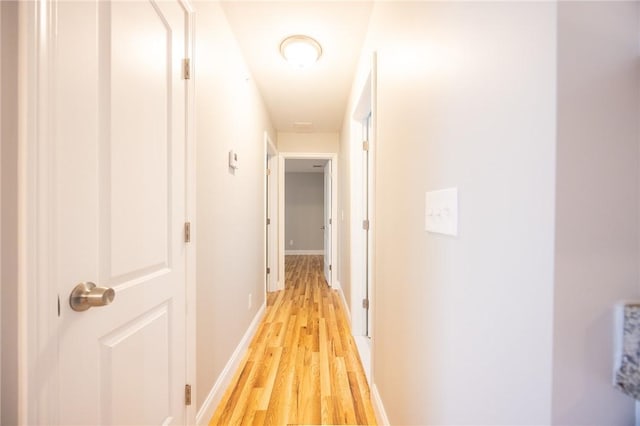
[109,1,170,279]
[100,304,171,425]
[55,1,189,424]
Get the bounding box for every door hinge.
[363,298,370,309]
[57,294,61,317]
[184,222,191,243]
[182,58,191,80]
[363,141,369,151]
[266,168,271,176]
[185,384,192,406]
[329,264,332,271]
[267,218,271,225]
[329,218,332,225]
[267,267,271,274]
[363,219,370,230]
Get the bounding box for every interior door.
[323,162,332,285]
[54,1,190,424]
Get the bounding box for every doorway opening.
[278,153,338,291]
[350,55,376,382]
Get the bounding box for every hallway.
[5,1,640,424]
[209,255,376,425]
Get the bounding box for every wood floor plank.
[209,255,377,426]
[258,346,282,410]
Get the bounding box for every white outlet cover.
[425,188,458,236]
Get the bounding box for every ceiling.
[285,159,328,173]
[221,1,374,132]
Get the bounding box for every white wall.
[352,2,557,424]
[193,0,274,412]
[277,132,338,153]
[1,2,19,423]
[285,173,325,252]
[552,2,639,424]
[338,118,352,310]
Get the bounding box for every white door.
[323,162,332,285]
[54,1,190,424]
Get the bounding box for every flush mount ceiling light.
[280,35,322,68]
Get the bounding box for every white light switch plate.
[425,188,458,236]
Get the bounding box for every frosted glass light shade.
[280,35,322,68]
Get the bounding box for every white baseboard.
[284,250,324,255]
[268,279,283,293]
[333,279,341,290]
[335,281,351,327]
[354,336,371,384]
[195,302,265,425]
[371,383,390,426]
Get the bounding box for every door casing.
[264,132,278,293]
[278,152,338,290]
[349,52,377,382]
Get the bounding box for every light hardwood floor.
[209,255,377,425]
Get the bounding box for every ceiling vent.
[292,121,314,132]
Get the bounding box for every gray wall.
[1,2,19,424]
[552,2,638,424]
[285,172,324,251]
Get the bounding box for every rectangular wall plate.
[425,187,458,236]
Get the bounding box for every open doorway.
[278,153,338,290]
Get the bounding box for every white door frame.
[278,152,338,290]
[349,53,377,382]
[322,162,333,285]
[351,71,375,338]
[264,132,278,293]
[16,1,196,423]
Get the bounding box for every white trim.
[284,249,324,255]
[279,152,338,291]
[371,383,390,426]
[354,335,371,384]
[349,52,377,344]
[20,1,58,423]
[369,50,378,347]
[195,302,266,426]
[335,281,351,327]
[264,132,278,293]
